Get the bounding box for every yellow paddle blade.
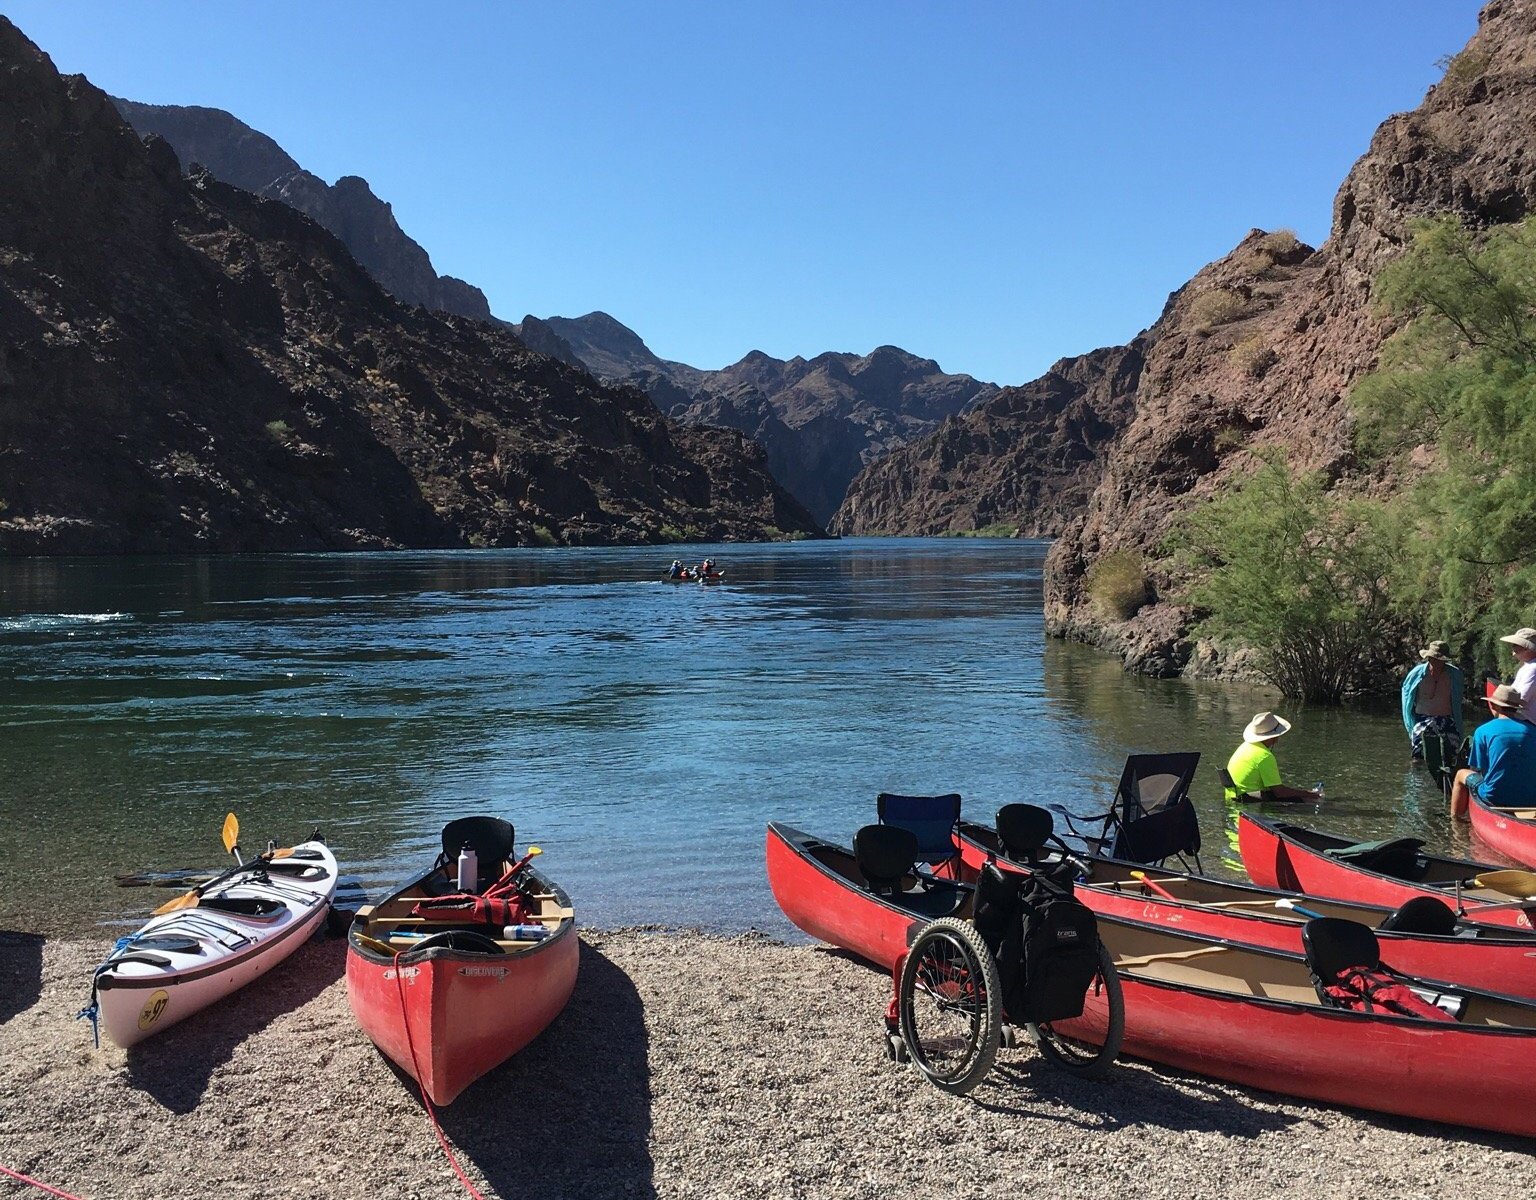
[1473,869,1536,899]
[151,890,200,916]
[528,846,543,857]
[221,813,239,856]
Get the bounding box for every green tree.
[1172,454,1406,702]
[1352,215,1536,666]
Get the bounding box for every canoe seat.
[854,825,919,895]
[1302,917,1459,1022]
[1323,837,1425,880]
[995,804,1053,862]
[1377,896,1457,936]
[440,816,515,891]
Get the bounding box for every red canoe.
[1097,915,1536,1140]
[347,859,579,1106]
[953,820,1536,997]
[1238,812,1535,931]
[766,821,969,970]
[1469,791,1536,868]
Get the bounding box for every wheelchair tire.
[897,917,1002,1095]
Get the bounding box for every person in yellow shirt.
[1225,711,1322,803]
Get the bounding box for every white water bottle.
[456,844,478,893]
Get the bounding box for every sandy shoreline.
[0,928,1532,1199]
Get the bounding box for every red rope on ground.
[0,1163,87,1200]
[394,950,486,1200]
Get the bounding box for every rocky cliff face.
[1046,0,1536,677]
[534,313,998,524]
[840,0,1536,676]
[112,99,495,323]
[1,21,821,554]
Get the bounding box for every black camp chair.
[877,792,962,874]
[1052,752,1202,872]
[439,816,516,891]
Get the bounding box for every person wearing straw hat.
[1451,683,1536,818]
[1224,712,1322,804]
[1499,627,1536,724]
[1400,640,1464,762]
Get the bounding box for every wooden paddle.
[1468,870,1536,900]
[151,814,290,915]
[1116,944,1234,969]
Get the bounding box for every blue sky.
[6,2,1482,385]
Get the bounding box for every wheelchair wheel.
[1028,939,1124,1079]
[897,917,1002,1095]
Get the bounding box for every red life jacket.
[1323,964,1457,1022]
[410,891,530,926]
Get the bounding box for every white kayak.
[89,840,338,1048]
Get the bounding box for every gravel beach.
[0,928,1531,1200]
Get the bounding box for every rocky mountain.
[841,0,1536,678]
[0,19,821,554]
[531,313,999,524]
[112,98,495,323]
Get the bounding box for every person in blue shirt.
[1451,683,1536,818]
[1400,640,1464,762]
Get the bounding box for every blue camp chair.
[876,792,962,873]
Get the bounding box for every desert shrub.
[1257,229,1301,257]
[1087,550,1148,620]
[1436,49,1490,87]
[1229,336,1278,379]
[265,419,293,442]
[1188,289,1248,332]
[1170,453,1407,702]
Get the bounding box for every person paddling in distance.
[1451,683,1536,819]
[1401,640,1464,763]
[1225,712,1323,804]
[1500,627,1536,723]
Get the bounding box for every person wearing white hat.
[1224,712,1322,804]
[1451,683,1536,818]
[1499,628,1536,723]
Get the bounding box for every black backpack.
[975,861,1101,1025]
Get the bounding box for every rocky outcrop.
[1042,0,1536,677]
[1,21,821,554]
[831,341,1144,536]
[112,98,495,322]
[534,313,998,524]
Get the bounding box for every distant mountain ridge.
[112,98,495,322]
[529,312,999,523]
[1,21,820,554]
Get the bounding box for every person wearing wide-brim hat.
[1223,712,1322,804]
[1400,640,1464,764]
[1499,627,1536,723]
[1451,683,1536,818]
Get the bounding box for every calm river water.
[0,539,1482,938]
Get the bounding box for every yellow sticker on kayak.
[137,989,170,1031]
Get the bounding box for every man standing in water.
[1400,640,1464,762]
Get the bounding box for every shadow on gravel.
[440,940,654,1200]
[975,1056,1310,1135]
[125,935,346,1113]
[0,931,45,1025]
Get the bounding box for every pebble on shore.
[0,929,1531,1200]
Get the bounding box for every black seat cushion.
[1110,800,1201,865]
[854,824,918,893]
[1302,917,1382,980]
[1378,895,1457,936]
[441,816,516,886]
[995,804,1053,862]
